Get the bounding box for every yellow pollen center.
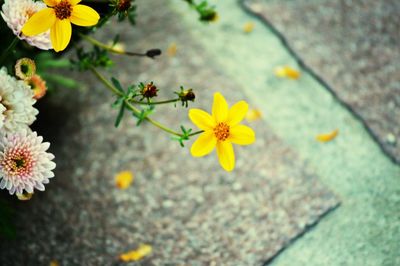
[54,1,72,20]
[214,122,230,141]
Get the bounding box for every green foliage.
[73,46,113,71]
[172,126,193,147]
[183,0,217,22]
[132,105,155,126]
[109,0,137,25]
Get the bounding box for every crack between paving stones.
[262,202,341,266]
[238,0,399,166]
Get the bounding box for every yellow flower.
[21,0,100,52]
[189,92,256,172]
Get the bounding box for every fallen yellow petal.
[246,108,262,122]
[115,171,134,189]
[119,244,152,262]
[17,192,33,201]
[243,22,255,33]
[316,129,339,142]
[49,260,60,266]
[167,43,177,57]
[274,66,301,80]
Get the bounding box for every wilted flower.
[0,68,38,133]
[15,58,36,80]
[0,129,56,195]
[1,0,52,50]
[140,82,158,99]
[27,74,47,100]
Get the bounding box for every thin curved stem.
[0,37,19,65]
[129,98,180,105]
[80,33,153,57]
[90,67,204,138]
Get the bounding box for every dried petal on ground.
[167,43,177,57]
[243,21,255,33]
[119,244,152,262]
[246,108,262,122]
[316,129,339,142]
[274,66,301,80]
[115,171,134,189]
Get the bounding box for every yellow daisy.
[21,0,100,52]
[189,92,256,172]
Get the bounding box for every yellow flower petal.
[50,19,72,52]
[189,109,215,131]
[246,108,262,122]
[119,244,152,262]
[115,171,134,189]
[43,0,59,7]
[243,22,255,33]
[216,141,235,172]
[70,5,100,27]
[316,129,339,142]
[274,66,301,80]
[69,0,82,5]
[212,92,228,122]
[227,100,248,125]
[167,42,177,57]
[21,8,56,36]
[230,125,255,145]
[191,131,217,157]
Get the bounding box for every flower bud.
[140,82,158,99]
[179,89,195,102]
[116,0,132,12]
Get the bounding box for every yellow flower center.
[54,1,72,20]
[214,122,230,141]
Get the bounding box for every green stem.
[90,66,123,96]
[90,67,204,137]
[130,98,180,105]
[80,33,149,57]
[0,37,19,65]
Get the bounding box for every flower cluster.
[0,67,55,196]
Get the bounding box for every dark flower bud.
[146,49,162,59]
[116,0,132,12]
[140,82,158,99]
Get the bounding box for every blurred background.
[0,0,399,265]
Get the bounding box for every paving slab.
[169,0,400,265]
[243,0,400,164]
[0,0,338,265]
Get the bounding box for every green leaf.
[115,101,126,128]
[111,77,125,93]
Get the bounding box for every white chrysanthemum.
[0,129,56,195]
[1,0,52,50]
[0,67,38,134]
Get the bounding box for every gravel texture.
[243,0,400,164]
[0,0,338,265]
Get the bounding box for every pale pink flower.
[0,129,56,195]
[1,0,52,50]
